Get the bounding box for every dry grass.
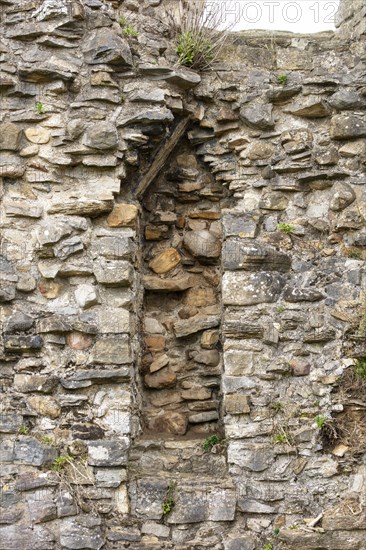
[162,0,234,70]
[321,367,366,461]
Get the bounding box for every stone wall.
[0,0,365,549]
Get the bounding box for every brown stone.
[174,315,220,338]
[150,354,169,373]
[38,279,63,299]
[25,127,50,144]
[247,142,276,160]
[145,226,168,240]
[176,154,197,169]
[149,248,181,274]
[181,387,211,400]
[143,274,199,292]
[189,211,221,220]
[191,349,220,367]
[148,412,187,435]
[144,367,177,389]
[184,287,216,307]
[178,305,199,319]
[289,359,311,376]
[66,332,94,350]
[201,330,219,349]
[27,395,61,419]
[107,204,138,228]
[224,395,251,415]
[145,335,165,351]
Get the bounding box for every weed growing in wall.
[163,1,233,71]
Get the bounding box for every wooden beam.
[135,117,190,199]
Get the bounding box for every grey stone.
[87,440,129,466]
[48,197,114,217]
[225,536,256,550]
[188,411,219,423]
[14,437,57,466]
[223,212,257,238]
[141,522,170,538]
[91,236,133,260]
[19,55,81,82]
[54,236,84,259]
[330,182,356,211]
[117,107,174,127]
[5,312,34,332]
[4,335,43,352]
[223,272,285,305]
[75,284,99,309]
[14,374,58,393]
[4,200,43,218]
[0,123,22,151]
[222,376,257,394]
[0,412,23,433]
[83,122,118,150]
[283,287,325,302]
[91,336,132,364]
[183,230,221,259]
[223,240,291,272]
[83,28,132,66]
[93,260,133,286]
[174,315,220,338]
[330,114,366,139]
[60,515,104,550]
[238,499,276,514]
[167,486,236,523]
[240,102,274,129]
[164,68,201,90]
[329,89,366,110]
[0,525,55,550]
[285,97,331,118]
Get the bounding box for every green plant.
[176,30,214,68]
[35,101,45,114]
[41,436,55,446]
[162,482,176,516]
[118,15,128,26]
[118,15,138,38]
[315,415,326,429]
[51,454,73,472]
[202,434,222,451]
[164,2,233,71]
[273,528,280,536]
[123,24,138,38]
[264,544,273,550]
[277,222,295,234]
[348,250,362,259]
[277,74,288,85]
[354,357,366,379]
[273,433,289,445]
[276,305,285,313]
[271,402,284,413]
[18,426,29,435]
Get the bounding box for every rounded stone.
[107,204,138,228]
[25,127,50,144]
[183,230,221,259]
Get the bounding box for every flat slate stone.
[87,440,129,466]
[174,315,220,338]
[223,240,291,272]
[223,272,285,305]
[60,515,104,550]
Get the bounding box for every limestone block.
[222,272,285,306]
[87,440,129,467]
[60,516,104,550]
[330,114,366,139]
[149,248,181,274]
[0,123,22,150]
[93,260,133,286]
[107,204,138,228]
